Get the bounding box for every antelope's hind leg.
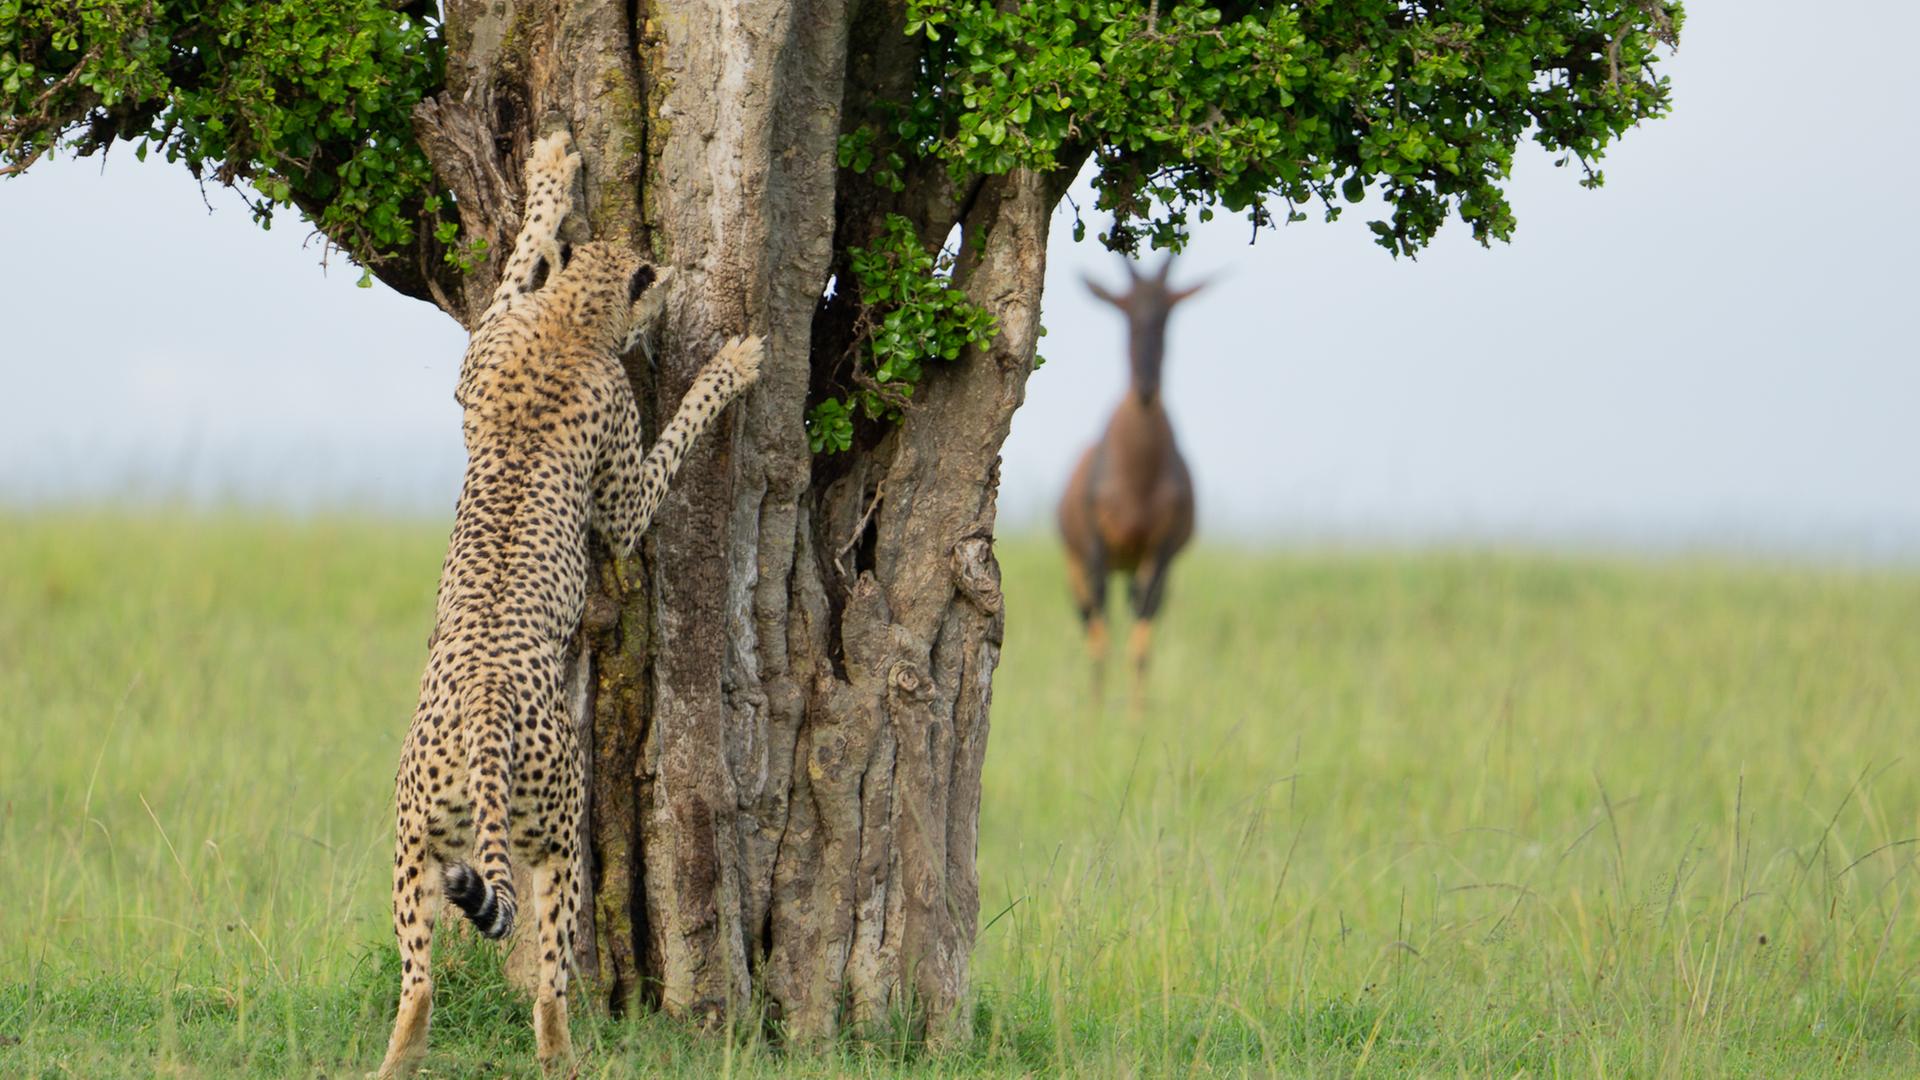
[1065,546,1111,690]
[1126,556,1178,706]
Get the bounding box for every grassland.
[2,513,1918,1077]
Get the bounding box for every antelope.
[1057,257,1202,697]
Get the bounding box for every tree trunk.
[409,0,1066,1045]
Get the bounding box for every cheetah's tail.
[444,679,520,940]
[443,861,516,939]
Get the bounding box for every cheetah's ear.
[622,265,674,353]
[627,265,657,305]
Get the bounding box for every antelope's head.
[1085,256,1207,405]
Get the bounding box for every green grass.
[3,512,1919,1076]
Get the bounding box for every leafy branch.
[806,214,998,455]
[1,0,456,277]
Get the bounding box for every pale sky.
[2,0,1915,558]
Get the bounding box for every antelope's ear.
[1085,275,1128,311]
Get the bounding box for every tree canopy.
[899,0,1679,253]
[2,1,442,283]
[3,0,1678,272]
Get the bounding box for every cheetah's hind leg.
[530,848,582,1071]
[374,802,444,1078]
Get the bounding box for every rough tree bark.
[408,0,1072,1044]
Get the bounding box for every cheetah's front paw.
[527,130,581,188]
[713,334,764,389]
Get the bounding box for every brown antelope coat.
[1057,258,1201,681]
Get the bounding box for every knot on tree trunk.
[583,590,622,633]
[883,624,934,700]
[948,535,1002,616]
[888,659,931,699]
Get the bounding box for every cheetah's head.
[552,241,675,354]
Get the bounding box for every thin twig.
[833,480,886,578]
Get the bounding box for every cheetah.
[375,130,763,1078]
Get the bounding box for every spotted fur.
[375,130,763,1079]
